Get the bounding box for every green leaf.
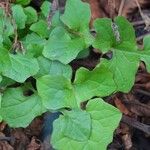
[61,0,91,32]
[43,0,93,64]
[36,56,72,79]
[15,0,31,5]
[140,35,150,72]
[76,48,90,59]
[0,76,2,83]
[51,11,61,28]
[93,16,146,92]
[0,94,2,122]
[22,33,46,57]
[43,26,86,64]
[0,47,39,82]
[101,51,139,92]
[62,0,93,46]
[61,109,91,141]
[74,65,116,104]
[0,77,15,88]
[51,98,121,150]
[12,5,27,29]
[41,1,51,17]
[0,8,14,37]
[30,20,50,38]
[0,87,45,127]
[0,35,3,45]
[24,6,38,24]
[37,64,116,109]
[93,16,137,52]
[37,75,77,110]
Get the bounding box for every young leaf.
[24,6,38,24]
[43,0,93,64]
[37,75,77,110]
[43,26,86,64]
[41,1,51,18]
[12,5,27,29]
[0,87,45,127]
[51,98,121,150]
[30,20,50,38]
[61,0,90,33]
[61,0,93,49]
[0,47,39,82]
[36,56,72,79]
[74,65,116,104]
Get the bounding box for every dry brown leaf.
[0,133,14,150]
[88,0,150,19]
[114,97,131,115]
[84,0,106,25]
[123,99,150,117]
[121,0,150,17]
[27,137,41,150]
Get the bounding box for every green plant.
[0,0,149,149]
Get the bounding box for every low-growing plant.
[0,0,150,149]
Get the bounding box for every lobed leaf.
[43,0,93,64]
[0,87,45,127]
[43,27,86,64]
[74,65,116,104]
[93,16,150,92]
[51,98,121,150]
[0,47,39,82]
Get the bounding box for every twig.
[0,136,15,143]
[135,0,150,31]
[122,115,150,135]
[118,0,125,16]
[132,20,145,26]
[134,89,150,97]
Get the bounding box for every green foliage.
[51,98,121,150]
[12,4,27,29]
[43,0,94,64]
[0,47,39,82]
[24,6,38,24]
[1,0,149,149]
[16,0,31,5]
[41,1,51,17]
[93,17,150,92]
[0,87,46,127]
[74,65,116,104]
[37,75,77,110]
